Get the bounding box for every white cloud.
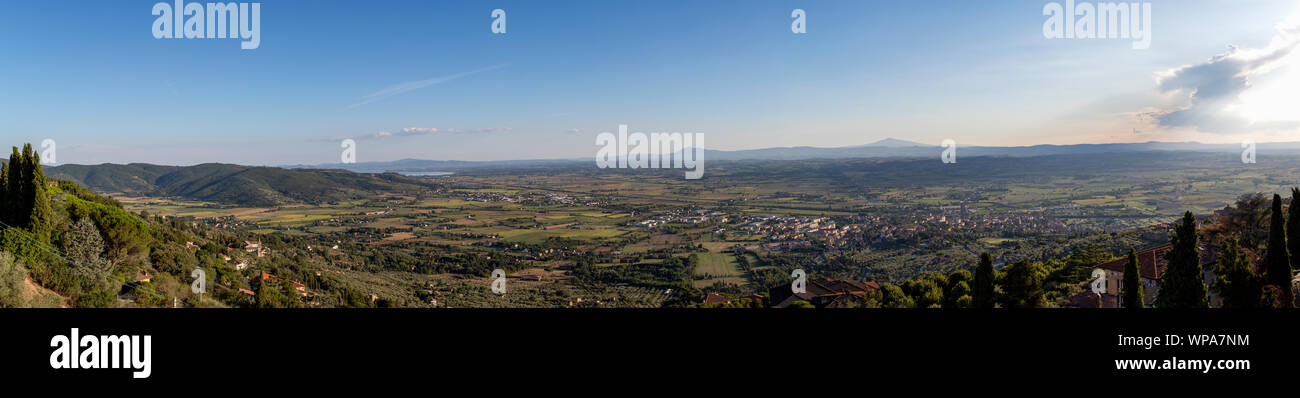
[442,128,513,134]
[1150,18,1300,134]
[307,131,391,142]
[399,127,513,135]
[309,127,511,143]
[399,127,438,136]
[347,64,507,108]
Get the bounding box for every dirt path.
[24,278,69,308]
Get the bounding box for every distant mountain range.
[42,139,1300,207]
[293,139,1300,173]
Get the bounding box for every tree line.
[873,188,1300,309]
[1147,189,1300,309]
[759,188,1300,309]
[1,144,54,242]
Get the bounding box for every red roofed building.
[769,277,881,308]
[701,293,731,306]
[1066,291,1101,308]
[1094,244,1220,308]
[251,273,309,297]
[250,273,277,290]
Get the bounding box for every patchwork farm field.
[107,152,1300,307]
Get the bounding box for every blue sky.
[1,0,1297,165]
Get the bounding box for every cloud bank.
[309,127,513,143]
[1150,19,1300,134]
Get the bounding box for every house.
[133,269,152,283]
[701,293,731,306]
[233,288,256,305]
[250,273,275,289]
[1066,291,1102,308]
[769,277,880,308]
[1094,244,1221,308]
[250,273,309,297]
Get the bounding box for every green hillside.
[2,144,386,308]
[47,163,438,206]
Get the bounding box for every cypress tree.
[5,146,23,227]
[1155,212,1208,308]
[1265,194,1292,306]
[1122,248,1143,308]
[1213,238,1264,308]
[18,144,34,229]
[973,252,995,308]
[0,160,7,226]
[1288,188,1300,272]
[26,152,52,243]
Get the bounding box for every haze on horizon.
[1,0,1298,166]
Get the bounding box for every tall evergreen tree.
[26,152,53,243]
[973,252,995,308]
[1265,193,1292,306]
[1122,248,1143,309]
[0,160,7,226]
[1213,238,1265,308]
[18,144,35,228]
[4,146,22,227]
[1155,212,1208,308]
[1288,188,1300,272]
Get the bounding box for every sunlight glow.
[1234,9,1300,124]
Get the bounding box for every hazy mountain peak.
[861,138,927,147]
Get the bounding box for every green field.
[692,252,745,288]
[495,228,626,244]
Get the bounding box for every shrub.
[0,252,29,308]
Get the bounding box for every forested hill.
[46,163,437,206]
